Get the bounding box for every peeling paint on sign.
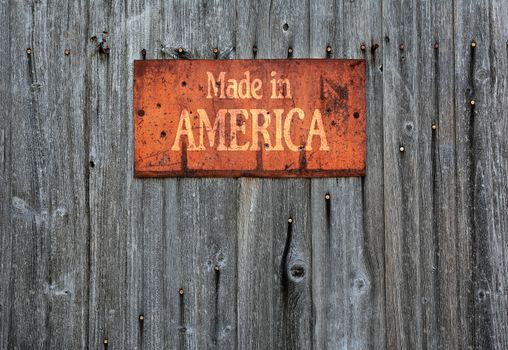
[134,59,365,177]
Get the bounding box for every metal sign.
[134,59,365,177]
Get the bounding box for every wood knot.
[477,289,489,302]
[353,277,368,294]
[288,262,306,282]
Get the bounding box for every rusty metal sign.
[134,59,365,177]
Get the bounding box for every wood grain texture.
[87,1,130,348]
[309,0,385,348]
[235,1,314,349]
[384,0,465,349]
[416,2,461,349]
[1,1,90,349]
[454,1,508,349]
[2,0,508,349]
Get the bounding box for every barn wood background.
[1,0,508,349]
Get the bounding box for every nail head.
[360,43,366,51]
[399,146,405,152]
[431,122,437,130]
[399,43,405,50]
[178,47,184,53]
[179,288,184,295]
[139,315,144,321]
[288,47,293,54]
[214,265,220,272]
[26,48,32,55]
[326,46,332,53]
[325,194,330,200]
[64,48,70,56]
[212,47,219,54]
[288,218,293,223]
[470,100,476,106]
[471,41,477,48]
[434,42,439,49]
[103,339,109,344]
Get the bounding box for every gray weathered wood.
[454,1,508,348]
[1,1,90,349]
[309,0,385,348]
[416,1,461,349]
[236,1,313,349]
[2,0,508,349]
[383,0,423,348]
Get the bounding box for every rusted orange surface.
[134,59,365,177]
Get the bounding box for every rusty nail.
[103,339,109,345]
[471,41,476,48]
[288,217,293,223]
[64,48,70,56]
[26,48,32,55]
[399,43,405,50]
[179,288,184,295]
[141,48,146,58]
[214,265,220,272]
[434,42,439,49]
[399,146,405,152]
[431,122,437,130]
[178,47,184,53]
[325,194,330,200]
[139,315,144,321]
[252,45,258,53]
[360,43,366,51]
[326,45,332,53]
[288,47,293,54]
[470,100,476,106]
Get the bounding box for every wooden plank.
[157,1,239,349]
[87,1,131,348]
[119,2,166,350]
[382,1,423,348]
[309,0,385,348]
[455,1,508,349]
[453,1,489,349]
[236,1,313,349]
[310,180,368,348]
[234,3,275,349]
[0,1,90,349]
[415,1,461,349]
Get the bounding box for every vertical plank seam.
[431,30,441,346]
[84,1,92,347]
[306,3,314,349]
[380,0,389,348]
[468,14,478,350]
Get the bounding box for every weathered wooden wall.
[1,0,507,349]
